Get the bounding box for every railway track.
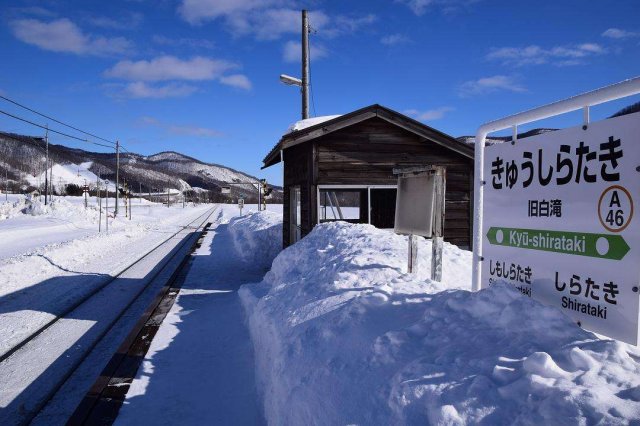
[0,205,218,425]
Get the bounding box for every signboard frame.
[472,76,640,344]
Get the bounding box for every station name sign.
[481,111,640,344]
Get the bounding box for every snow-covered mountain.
[0,132,281,203]
[457,101,640,146]
[456,128,558,146]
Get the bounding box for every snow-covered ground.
[0,194,222,424]
[0,195,218,356]
[238,218,640,425]
[116,207,280,425]
[4,199,639,425]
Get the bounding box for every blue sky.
[1,0,639,185]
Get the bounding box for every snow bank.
[239,221,640,425]
[227,211,282,271]
[0,196,101,222]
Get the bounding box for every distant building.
[262,104,474,249]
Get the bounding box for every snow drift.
[226,210,282,271]
[238,220,640,425]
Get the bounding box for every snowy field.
[237,215,640,425]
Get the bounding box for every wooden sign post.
[393,165,446,280]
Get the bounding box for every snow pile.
[286,115,341,134]
[227,211,282,271]
[0,196,101,222]
[0,196,49,220]
[239,221,640,425]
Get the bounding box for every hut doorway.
[369,188,396,229]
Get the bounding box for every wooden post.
[431,166,446,281]
[408,234,418,274]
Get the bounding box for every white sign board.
[394,174,436,237]
[221,186,231,194]
[481,111,640,344]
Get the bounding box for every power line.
[0,94,116,146]
[0,109,115,149]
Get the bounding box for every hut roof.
[262,104,473,168]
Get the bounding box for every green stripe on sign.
[486,227,630,260]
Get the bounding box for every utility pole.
[115,140,120,216]
[105,180,109,233]
[4,168,7,201]
[98,176,102,233]
[49,158,54,200]
[124,180,128,218]
[301,9,310,120]
[279,10,311,119]
[167,187,170,207]
[44,126,49,205]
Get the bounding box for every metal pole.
[167,187,170,207]
[257,182,261,211]
[44,127,49,205]
[431,166,445,281]
[301,9,310,120]
[115,140,120,216]
[4,168,7,201]
[105,187,109,233]
[98,176,102,232]
[471,75,640,292]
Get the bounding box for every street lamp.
[279,74,302,86]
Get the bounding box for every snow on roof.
[285,115,341,134]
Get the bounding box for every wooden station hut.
[262,104,474,249]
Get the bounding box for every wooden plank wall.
[313,117,473,248]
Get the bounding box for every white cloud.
[381,33,410,46]
[404,107,454,121]
[152,35,215,50]
[104,56,236,81]
[139,115,222,137]
[458,75,526,98]
[322,14,377,38]
[486,43,607,67]
[283,40,329,63]
[104,55,251,96]
[177,1,374,40]
[219,74,252,90]
[10,18,133,56]
[602,28,639,39]
[224,9,334,40]
[395,0,479,16]
[178,0,283,25]
[123,82,198,98]
[86,13,143,30]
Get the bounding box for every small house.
[262,104,474,249]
